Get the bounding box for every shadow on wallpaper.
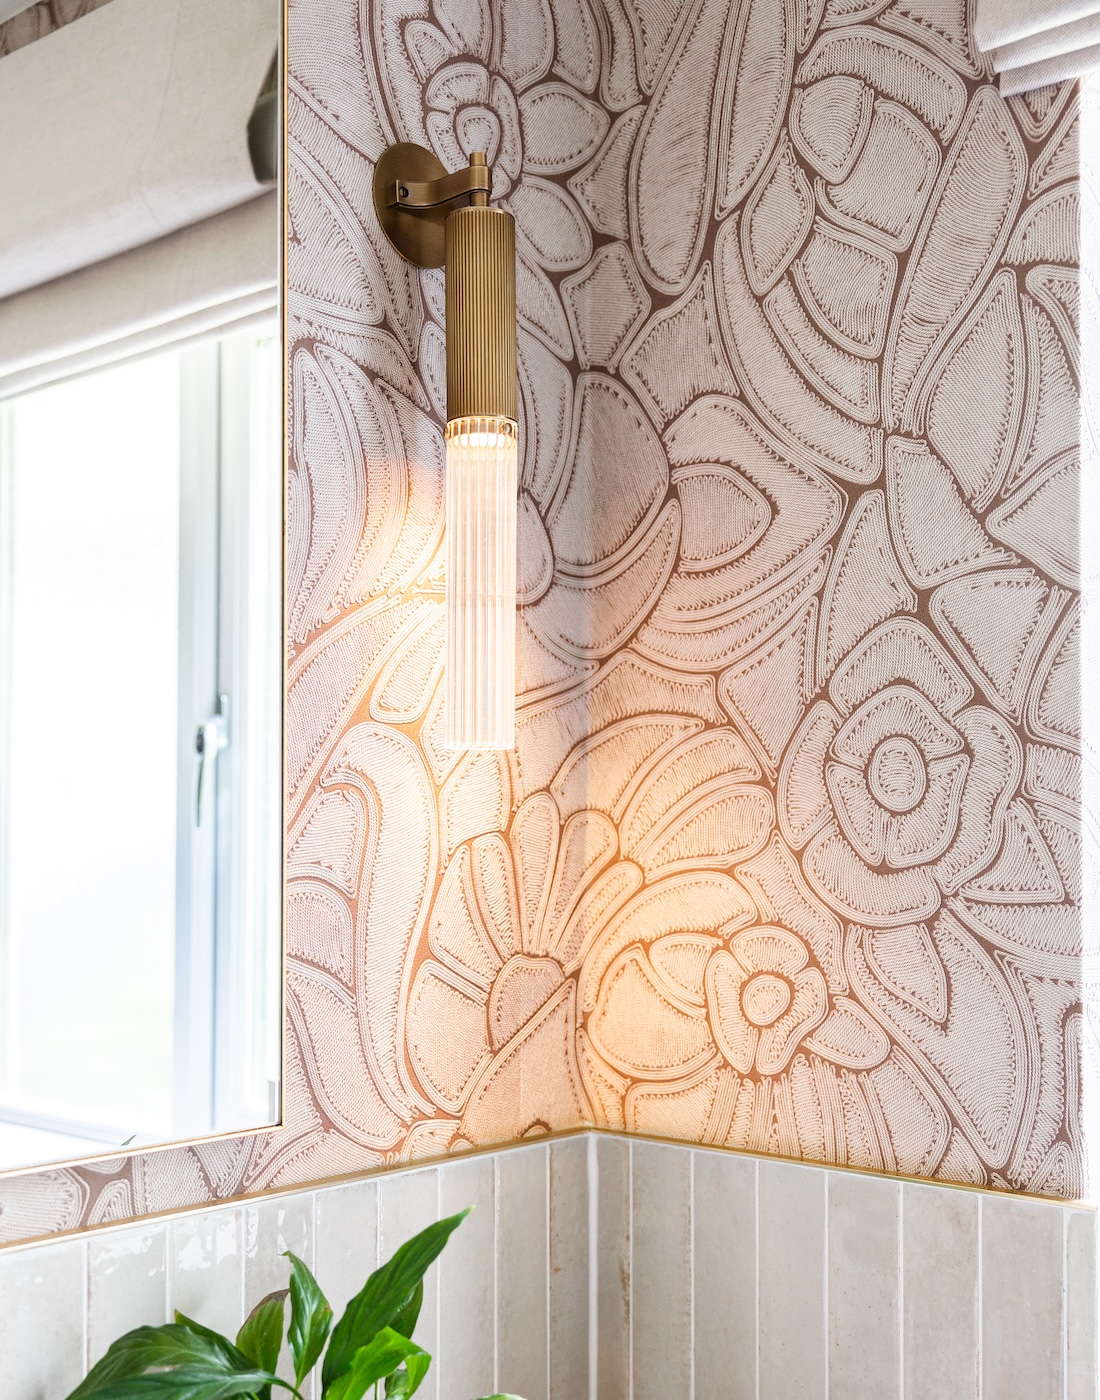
[1,0,1093,1242]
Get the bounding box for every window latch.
[195,693,230,827]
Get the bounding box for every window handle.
[195,693,230,827]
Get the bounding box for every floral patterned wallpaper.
[0,0,1090,1244]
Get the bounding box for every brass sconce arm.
[374,144,495,269]
[387,160,491,211]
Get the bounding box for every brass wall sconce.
[374,143,518,751]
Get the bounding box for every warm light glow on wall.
[444,417,517,749]
[374,145,518,751]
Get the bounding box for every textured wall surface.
[0,0,1090,1243]
[0,1138,589,1400]
[595,1135,1097,1400]
[0,0,113,56]
[2,1133,1094,1400]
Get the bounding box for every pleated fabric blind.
[975,0,1100,93]
[0,0,278,396]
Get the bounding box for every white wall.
[0,1133,1094,1399]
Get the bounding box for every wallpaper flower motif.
[1,0,1092,1242]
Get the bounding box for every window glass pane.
[1,353,180,1135]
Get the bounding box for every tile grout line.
[898,1186,904,1400]
[436,1168,442,1400]
[689,1150,696,1400]
[493,1155,499,1396]
[754,1158,760,1400]
[977,1195,984,1400]
[628,1140,634,1400]
[1062,1207,1069,1400]
[587,1135,598,1400]
[546,1144,552,1400]
[823,1171,830,1399]
[311,1192,319,1400]
[81,1235,89,1378]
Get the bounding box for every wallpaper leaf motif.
[1,0,1090,1242]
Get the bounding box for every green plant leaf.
[66,1366,283,1399]
[285,1250,333,1385]
[322,1329,430,1400]
[174,1313,257,1371]
[388,1279,423,1340]
[321,1210,468,1389]
[66,1324,265,1399]
[382,1343,432,1400]
[237,1290,288,1377]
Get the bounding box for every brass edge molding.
[1,1126,1092,1254]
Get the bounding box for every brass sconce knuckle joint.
[387,163,491,211]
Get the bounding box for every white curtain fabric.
[975,0,1100,91]
[0,194,277,400]
[0,0,277,301]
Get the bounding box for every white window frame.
[0,326,281,1160]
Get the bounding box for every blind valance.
[975,1,1100,92]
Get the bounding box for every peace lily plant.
[65,1208,523,1400]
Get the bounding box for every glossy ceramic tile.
[693,1148,755,1400]
[982,1194,1064,1400]
[758,1161,826,1400]
[0,1135,1095,1400]
[497,1145,548,1400]
[438,1154,495,1400]
[631,1141,691,1400]
[595,1134,631,1399]
[548,1134,589,1400]
[828,1171,899,1399]
[86,1222,167,1372]
[903,1181,979,1400]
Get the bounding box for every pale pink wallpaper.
[0,0,1090,1244]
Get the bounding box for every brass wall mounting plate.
[373,142,449,268]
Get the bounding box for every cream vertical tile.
[983,1194,1063,1400]
[381,1168,440,1400]
[597,1134,630,1400]
[631,1141,691,1400]
[87,1222,167,1371]
[903,1183,978,1400]
[169,1206,244,1340]
[314,1178,379,1314]
[693,1148,755,1400]
[0,1238,85,1399]
[244,1192,313,1386]
[828,1171,899,1400]
[244,1192,313,1305]
[758,1159,825,1400]
[549,1136,588,1400]
[438,1153,495,1400]
[1067,1210,1098,1400]
[497,1144,548,1400]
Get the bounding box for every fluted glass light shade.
[444,417,518,749]
[443,188,518,750]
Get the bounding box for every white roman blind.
[0,0,278,393]
[0,195,277,400]
[975,1,1100,93]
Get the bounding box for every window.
[0,328,281,1168]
